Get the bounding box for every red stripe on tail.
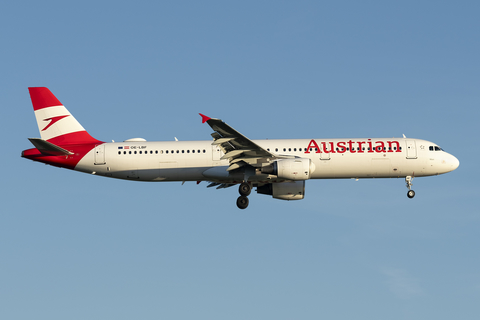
[29,87,63,111]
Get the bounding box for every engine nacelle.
[257,181,305,200]
[261,158,314,180]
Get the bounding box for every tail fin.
[28,87,101,145]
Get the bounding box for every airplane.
[22,87,459,209]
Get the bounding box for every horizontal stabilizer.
[28,138,74,156]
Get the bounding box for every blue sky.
[2,1,479,319]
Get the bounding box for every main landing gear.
[406,176,415,199]
[237,182,252,209]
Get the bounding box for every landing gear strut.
[406,176,415,199]
[237,182,252,209]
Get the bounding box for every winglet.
[199,113,211,124]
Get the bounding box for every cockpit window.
[429,145,444,151]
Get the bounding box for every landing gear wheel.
[405,176,415,199]
[236,196,249,209]
[239,182,252,196]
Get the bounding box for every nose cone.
[446,154,460,172]
[451,155,460,170]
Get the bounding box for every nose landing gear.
[406,176,415,198]
[237,182,252,209]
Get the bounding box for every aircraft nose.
[447,154,460,171]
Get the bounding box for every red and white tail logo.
[29,87,100,145]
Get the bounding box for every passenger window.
[118,151,121,155]
[139,151,142,154]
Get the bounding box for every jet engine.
[257,181,305,200]
[261,158,314,180]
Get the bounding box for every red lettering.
[304,139,402,155]
[388,141,401,152]
[322,142,336,153]
[375,141,385,153]
[357,141,365,153]
[348,140,356,153]
[367,139,374,153]
[305,139,321,153]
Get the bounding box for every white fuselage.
[23,87,460,208]
[75,138,459,182]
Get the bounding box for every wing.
[200,114,279,171]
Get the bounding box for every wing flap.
[202,116,275,164]
[227,161,247,171]
[212,137,235,145]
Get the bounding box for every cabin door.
[94,144,106,165]
[405,140,417,159]
[212,145,222,161]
